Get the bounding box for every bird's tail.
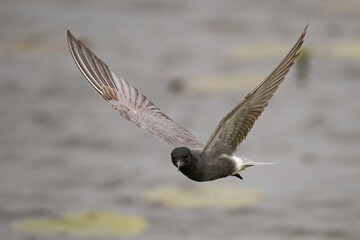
[246,161,277,166]
[242,159,277,169]
[233,157,277,171]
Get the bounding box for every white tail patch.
[228,155,277,173]
[245,161,277,166]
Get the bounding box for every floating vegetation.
[13,211,147,237]
[320,0,360,15]
[223,42,290,62]
[224,40,360,63]
[0,36,68,56]
[320,41,360,59]
[296,46,311,86]
[188,73,263,94]
[168,77,185,93]
[144,185,264,209]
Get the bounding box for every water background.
[1,0,360,239]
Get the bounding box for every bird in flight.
[67,26,307,182]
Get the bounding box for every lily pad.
[144,185,264,209]
[320,0,360,15]
[188,73,264,94]
[223,42,291,62]
[13,211,147,237]
[319,41,360,59]
[0,37,66,56]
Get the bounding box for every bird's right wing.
[67,31,204,150]
[201,26,307,157]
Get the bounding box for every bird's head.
[171,147,193,171]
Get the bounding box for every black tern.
[67,26,307,182]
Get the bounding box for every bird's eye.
[184,155,190,160]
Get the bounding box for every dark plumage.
[67,25,307,182]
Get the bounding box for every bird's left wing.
[201,25,307,157]
[67,31,204,150]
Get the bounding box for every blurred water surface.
[1,0,360,239]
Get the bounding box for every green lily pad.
[320,41,360,59]
[224,40,360,61]
[188,73,264,94]
[13,211,147,236]
[0,37,66,56]
[320,0,360,15]
[223,42,291,62]
[144,185,264,209]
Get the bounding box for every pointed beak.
[177,161,181,171]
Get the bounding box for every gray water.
[1,0,360,239]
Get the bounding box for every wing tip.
[66,30,109,96]
[66,30,77,47]
[295,24,308,59]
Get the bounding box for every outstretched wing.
[202,25,307,157]
[67,31,204,150]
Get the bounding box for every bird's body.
[172,147,233,182]
[171,147,273,181]
[67,26,307,182]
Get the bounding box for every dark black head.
[171,147,193,171]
